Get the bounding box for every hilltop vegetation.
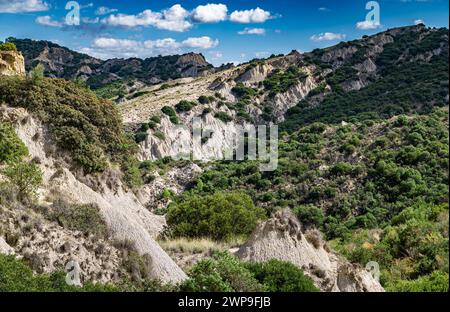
[282,27,449,132]
[7,38,212,92]
[0,75,141,186]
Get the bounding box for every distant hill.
[6,38,213,91]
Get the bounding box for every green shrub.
[214,112,232,123]
[180,252,265,292]
[0,122,28,164]
[0,42,17,52]
[0,254,118,292]
[154,131,166,140]
[135,131,147,143]
[2,161,42,200]
[198,95,214,104]
[293,205,325,228]
[169,115,179,125]
[166,191,265,240]
[30,64,45,85]
[0,77,141,187]
[231,83,258,99]
[387,271,449,292]
[161,106,177,117]
[175,100,196,112]
[245,259,319,292]
[49,200,108,238]
[150,115,161,123]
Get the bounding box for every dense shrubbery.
[0,254,118,292]
[94,81,127,99]
[166,191,265,240]
[0,76,141,187]
[332,202,449,291]
[282,29,449,133]
[180,252,318,292]
[183,108,449,289]
[245,259,319,292]
[0,122,28,164]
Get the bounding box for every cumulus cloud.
[0,0,48,13]
[230,7,272,23]
[310,32,346,42]
[81,36,219,59]
[85,4,274,32]
[102,4,192,32]
[356,20,382,30]
[238,28,266,35]
[192,3,228,23]
[95,6,118,15]
[182,36,219,49]
[35,15,62,27]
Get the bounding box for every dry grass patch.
[158,237,244,255]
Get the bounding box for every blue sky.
[0,0,448,65]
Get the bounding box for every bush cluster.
[0,76,141,187]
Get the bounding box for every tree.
[0,42,17,52]
[245,259,319,292]
[30,64,45,85]
[0,122,28,164]
[166,191,265,240]
[3,161,42,201]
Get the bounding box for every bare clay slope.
[1,106,187,284]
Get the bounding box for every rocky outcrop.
[1,107,187,284]
[138,112,255,162]
[137,164,202,212]
[0,51,25,76]
[271,74,317,121]
[236,210,384,292]
[0,202,122,283]
[237,64,273,86]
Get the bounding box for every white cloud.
[318,7,330,11]
[102,4,192,32]
[414,19,425,25]
[238,28,266,35]
[0,0,48,13]
[182,36,219,49]
[192,3,227,23]
[83,36,219,59]
[310,32,346,42]
[95,6,118,15]
[230,7,272,23]
[356,20,382,30]
[35,15,62,27]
